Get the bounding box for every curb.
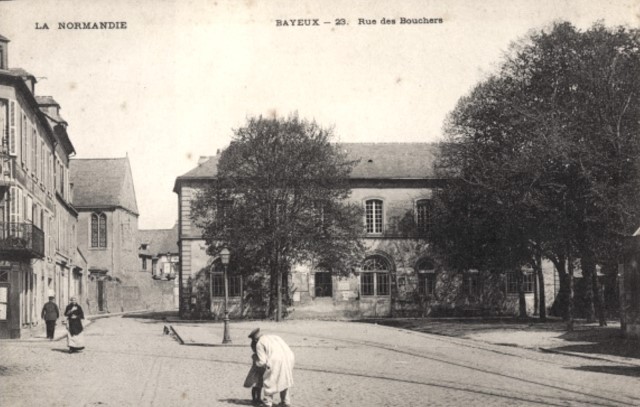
[539,347,640,367]
[87,309,150,321]
[169,325,184,345]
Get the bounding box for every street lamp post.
[220,247,232,344]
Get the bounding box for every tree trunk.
[276,268,282,322]
[534,254,546,321]
[533,267,539,317]
[550,255,568,319]
[517,269,527,319]
[592,268,607,327]
[580,255,596,323]
[567,253,575,331]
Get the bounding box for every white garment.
[255,334,295,396]
[67,331,85,348]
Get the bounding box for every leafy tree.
[433,22,640,327]
[191,115,364,321]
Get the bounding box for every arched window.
[365,199,383,234]
[91,212,107,248]
[361,255,390,296]
[416,258,437,296]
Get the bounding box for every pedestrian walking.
[64,297,85,353]
[41,295,60,340]
[244,329,265,405]
[249,328,295,407]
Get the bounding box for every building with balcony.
[0,35,84,339]
[174,143,558,320]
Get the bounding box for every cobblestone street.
[1,316,639,406]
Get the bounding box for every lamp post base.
[222,312,232,344]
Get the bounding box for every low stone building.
[174,143,558,320]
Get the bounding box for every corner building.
[0,35,85,338]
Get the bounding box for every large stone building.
[174,143,558,319]
[0,35,87,338]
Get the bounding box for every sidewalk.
[26,309,149,341]
[363,317,640,367]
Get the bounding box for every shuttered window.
[8,100,16,156]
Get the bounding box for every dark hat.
[248,328,261,340]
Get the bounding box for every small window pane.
[376,273,390,295]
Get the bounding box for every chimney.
[197,156,210,165]
[0,35,9,70]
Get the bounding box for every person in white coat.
[249,328,295,407]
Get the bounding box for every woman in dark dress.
[64,297,85,353]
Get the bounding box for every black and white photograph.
[1,0,639,405]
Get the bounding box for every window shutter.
[9,186,17,224]
[20,112,25,164]
[8,100,16,156]
[18,188,23,224]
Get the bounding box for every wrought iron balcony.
[0,222,45,259]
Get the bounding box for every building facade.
[0,35,86,339]
[138,225,179,280]
[174,143,558,320]
[138,225,179,308]
[70,157,142,314]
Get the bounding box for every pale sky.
[0,0,637,229]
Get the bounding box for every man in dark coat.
[41,296,60,340]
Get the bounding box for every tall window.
[506,271,534,294]
[365,199,383,234]
[314,271,332,297]
[211,274,242,297]
[416,199,433,235]
[91,212,107,248]
[417,258,437,296]
[463,271,481,298]
[361,255,391,296]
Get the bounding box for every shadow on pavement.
[570,365,640,377]
[550,332,640,360]
[357,317,640,361]
[218,398,255,405]
[50,349,70,354]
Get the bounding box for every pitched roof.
[339,143,439,178]
[35,95,59,106]
[139,225,178,256]
[70,157,139,215]
[175,142,439,186]
[8,67,36,80]
[0,34,9,42]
